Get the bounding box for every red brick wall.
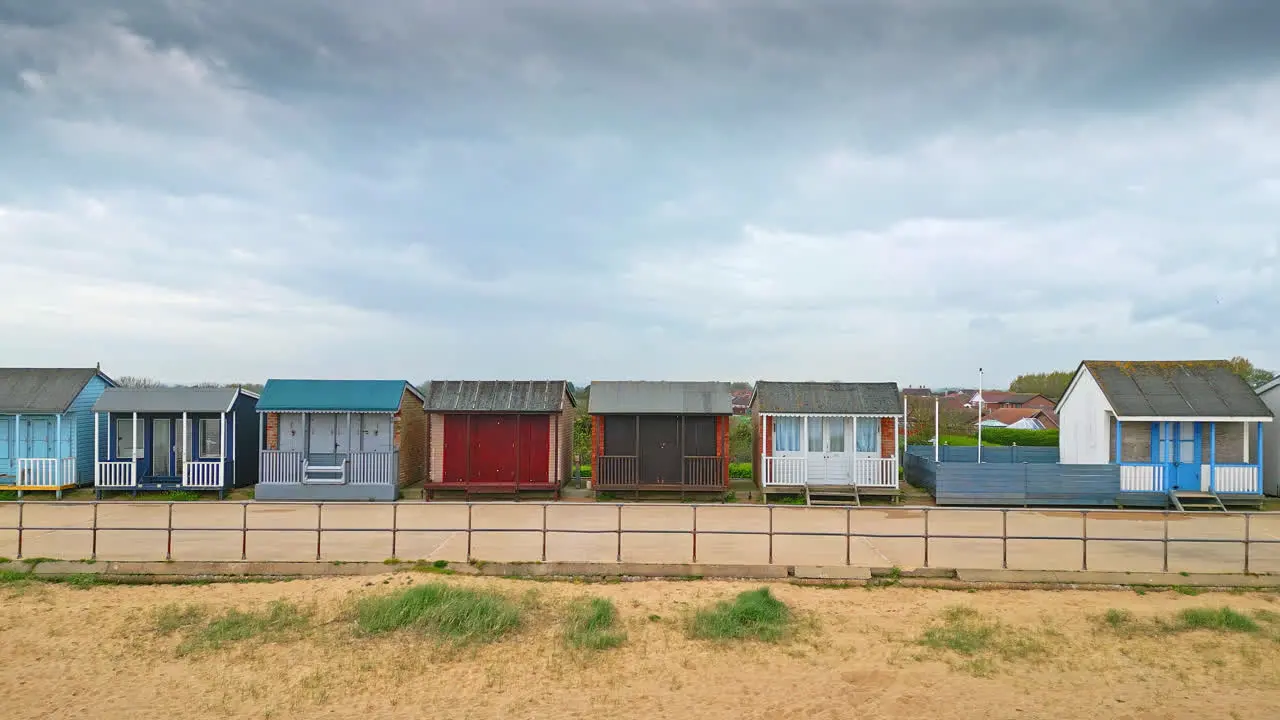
[590,415,603,484]
[394,389,426,488]
[265,412,279,451]
[880,417,895,459]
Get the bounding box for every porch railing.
[761,456,807,486]
[350,452,398,485]
[683,456,726,487]
[15,457,76,487]
[853,458,898,487]
[1119,463,1166,492]
[259,451,304,484]
[96,461,137,488]
[594,456,639,487]
[182,461,224,488]
[1205,464,1259,494]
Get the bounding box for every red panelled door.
[442,416,470,483]
[518,416,551,485]
[470,415,519,484]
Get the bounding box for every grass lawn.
[935,435,1001,447]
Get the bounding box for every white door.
[308,414,338,464]
[361,415,393,453]
[278,414,306,454]
[806,417,852,485]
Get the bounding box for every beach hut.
[0,367,116,497]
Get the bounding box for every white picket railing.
[852,458,898,487]
[183,461,224,488]
[350,452,398,485]
[1204,465,1259,494]
[15,457,76,487]
[761,456,807,486]
[1119,464,1166,492]
[96,461,137,488]
[259,451,304,484]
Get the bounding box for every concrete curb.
[2,560,1276,589]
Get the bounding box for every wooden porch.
[258,450,399,486]
[593,454,728,495]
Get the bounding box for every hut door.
[470,415,518,485]
[639,415,681,485]
[278,414,306,453]
[443,416,469,482]
[27,418,52,459]
[151,419,172,477]
[518,416,551,484]
[309,415,339,466]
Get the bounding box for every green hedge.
[976,428,1059,447]
[729,462,752,479]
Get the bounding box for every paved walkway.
[1,502,1277,573]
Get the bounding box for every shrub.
[975,428,1059,447]
[689,587,793,642]
[563,597,627,650]
[355,582,521,644]
[729,462,752,479]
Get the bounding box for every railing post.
[616,504,622,563]
[541,504,548,563]
[768,504,774,565]
[465,504,473,563]
[1081,511,1089,571]
[922,508,930,568]
[241,502,248,560]
[1244,513,1251,575]
[166,502,174,561]
[692,505,698,564]
[91,503,99,560]
[391,502,398,560]
[315,502,323,562]
[845,507,852,566]
[16,501,24,560]
[1162,510,1169,573]
[1002,509,1008,569]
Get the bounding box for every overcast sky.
[2,1,1278,388]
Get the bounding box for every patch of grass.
[59,574,102,589]
[154,604,208,635]
[1176,608,1259,634]
[354,582,521,644]
[648,614,662,622]
[411,560,455,575]
[0,491,18,502]
[177,601,312,655]
[21,557,56,567]
[162,490,201,502]
[1173,585,1203,596]
[729,462,752,479]
[688,587,793,643]
[771,495,806,505]
[916,606,1053,675]
[0,557,11,564]
[563,597,627,650]
[0,570,30,585]
[1103,608,1133,629]
[723,491,738,503]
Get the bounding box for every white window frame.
[198,418,222,459]
[116,418,142,459]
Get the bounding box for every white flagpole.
[977,367,984,464]
[934,397,940,462]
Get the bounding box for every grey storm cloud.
[1,0,1278,385]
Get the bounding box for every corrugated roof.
[421,381,572,412]
[256,379,419,412]
[1084,361,1274,419]
[94,387,243,414]
[750,381,903,415]
[0,368,106,413]
[588,381,732,415]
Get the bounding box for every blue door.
[27,418,52,459]
[1171,421,1201,491]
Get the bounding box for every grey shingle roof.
[93,387,243,414]
[0,368,105,413]
[588,381,732,415]
[1084,361,1274,419]
[421,381,572,413]
[750,381,903,415]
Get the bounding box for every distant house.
[588,381,731,495]
[977,407,1060,430]
[1259,378,1279,496]
[0,368,116,497]
[752,381,904,501]
[255,379,426,501]
[1058,361,1272,505]
[902,387,934,397]
[730,389,753,415]
[972,391,1056,410]
[92,387,259,498]
[421,380,576,499]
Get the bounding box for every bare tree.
[115,376,164,389]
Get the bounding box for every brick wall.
[1203,421,1247,464]
[265,412,279,451]
[427,413,444,482]
[394,389,426,488]
[1108,421,1153,463]
[879,417,895,459]
[556,405,574,484]
[590,415,603,483]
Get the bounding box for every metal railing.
[182,461,223,488]
[1,501,1277,575]
[15,458,76,487]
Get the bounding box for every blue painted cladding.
[232,391,259,487]
[905,452,1131,506]
[70,375,112,485]
[906,445,1059,464]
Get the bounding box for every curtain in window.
[856,417,879,453]
[773,417,801,452]
[808,418,824,452]
[827,418,845,452]
[200,419,222,458]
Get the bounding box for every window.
[827,418,845,452]
[808,418,824,452]
[856,417,879,453]
[116,419,142,459]
[199,418,222,459]
[773,418,801,452]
